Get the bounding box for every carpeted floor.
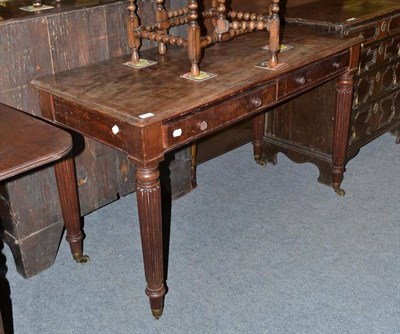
[2,133,399,334]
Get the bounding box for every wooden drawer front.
[354,61,400,109]
[388,14,400,35]
[359,35,400,74]
[349,89,400,145]
[53,97,132,152]
[277,51,349,98]
[162,83,276,148]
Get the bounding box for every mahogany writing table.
[31,25,360,318]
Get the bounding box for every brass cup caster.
[254,155,267,167]
[151,308,163,319]
[73,253,90,264]
[333,183,346,196]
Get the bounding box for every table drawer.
[277,51,349,98]
[162,83,276,148]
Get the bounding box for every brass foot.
[151,308,163,319]
[333,183,346,196]
[73,253,90,264]
[254,155,267,167]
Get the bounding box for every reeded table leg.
[253,113,267,166]
[54,154,89,263]
[136,164,167,319]
[332,72,354,196]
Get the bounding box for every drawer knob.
[378,44,385,56]
[381,21,387,32]
[295,76,306,85]
[250,97,262,107]
[332,62,341,69]
[199,121,208,131]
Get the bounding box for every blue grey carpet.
[3,133,400,334]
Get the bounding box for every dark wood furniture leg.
[190,143,198,188]
[135,164,166,319]
[253,113,267,166]
[391,127,400,144]
[332,72,355,196]
[0,236,9,334]
[54,155,89,264]
[0,310,4,334]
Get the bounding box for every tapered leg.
[54,154,89,263]
[190,143,198,188]
[156,0,168,55]
[268,0,280,68]
[136,165,166,319]
[188,0,201,77]
[127,0,140,64]
[253,113,266,166]
[332,72,354,196]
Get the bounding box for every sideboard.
[262,0,400,186]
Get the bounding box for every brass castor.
[151,308,163,319]
[333,183,346,196]
[254,155,267,167]
[73,253,90,264]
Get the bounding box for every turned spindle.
[268,0,280,68]
[127,0,140,64]
[126,0,281,75]
[156,0,169,55]
[188,0,201,77]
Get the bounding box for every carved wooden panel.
[347,88,399,146]
[359,34,400,75]
[354,60,399,109]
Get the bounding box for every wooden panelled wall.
[0,0,192,278]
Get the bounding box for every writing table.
[31,25,360,318]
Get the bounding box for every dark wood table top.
[31,25,360,129]
[0,104,72,181]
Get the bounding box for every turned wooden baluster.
[188,0,201,77]
[268,0,280,68]
[253,113,267,166]
[156,0,169,55]
[127,0,140,64]
[215,0,229,39]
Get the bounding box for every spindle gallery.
[126,0,281,77]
